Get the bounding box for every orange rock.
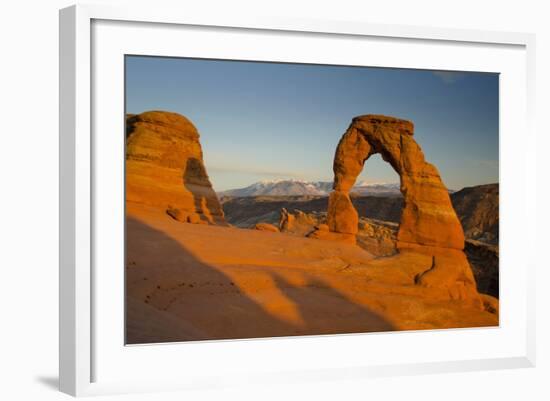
[412,248,481,307]
[327,191,358,235]
[307,229,356,245]
[329,115,464,250]
[326,114,480,304]
[316,223,329,232]
[279,208,295,231]
[166,206,189,223]
[254,223,280,232]
[126,111,226,225]
[187,212,201,224]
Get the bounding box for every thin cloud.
[476,159,499,169]
[207,164,301,178]
[432,71,466,84]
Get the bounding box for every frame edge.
[59,5,77,396]
[59,4,93,396]
[62,3,537,395]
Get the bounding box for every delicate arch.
[327,115,465,250]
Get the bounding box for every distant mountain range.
[218,179,402,197]
[220,183,498,246]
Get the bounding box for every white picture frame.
[59,3,536,397]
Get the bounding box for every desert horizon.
[125,57,499,344]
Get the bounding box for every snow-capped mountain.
[218,179,401,197]
[219,179,327,197]
[351,181,401,196]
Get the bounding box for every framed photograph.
[59,4,536,397]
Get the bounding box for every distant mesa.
[451,183,499,244]
[126,111,226,225]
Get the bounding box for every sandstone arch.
[327,115,465,250]
[325,115,482,305]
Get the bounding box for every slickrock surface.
[254,222,280,232]
[126,111,225,225]
[126,203,497,343]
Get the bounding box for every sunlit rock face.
[324,115,480,305]
[329,114,464,249]
[126,111,226,225]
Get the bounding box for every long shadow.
[126,216,300,343]
[126,217,394,344]
[271,274,394,334]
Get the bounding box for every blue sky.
[126,56,499,191]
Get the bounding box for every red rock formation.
[329,115,464,249]
[324,115,480,305]
[327,191,359,239]
[279,208,296,231]
[254,222,280,232]
[126,111,225,225]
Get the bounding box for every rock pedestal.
[327,191,359,235]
